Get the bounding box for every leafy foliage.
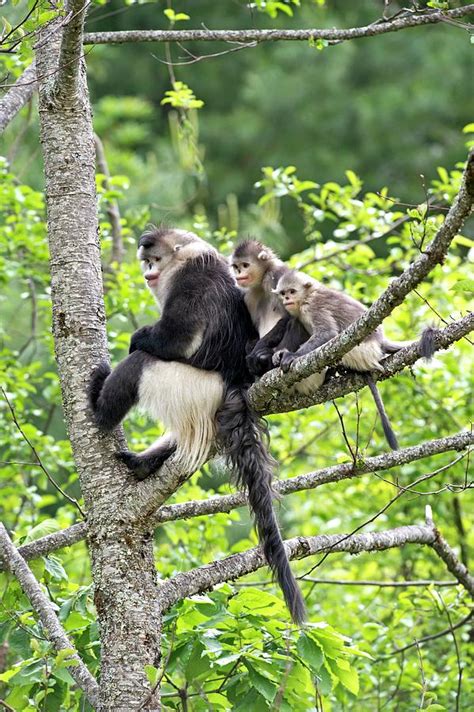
[0,3,473,709]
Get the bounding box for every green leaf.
[55,648,76,666]
[451,278,474,294]
[296,632,324,672]
[245,662,278,703]
[145,664,159,687]
[21,518,60,544]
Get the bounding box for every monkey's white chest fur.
[138,361,224,472]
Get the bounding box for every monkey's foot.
[116,445,176,481]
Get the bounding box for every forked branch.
[0,524,99,708]
[250,150,474,410]
[11,430,471,565]
[159,509,474,610]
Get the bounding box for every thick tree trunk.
[36,15,161,711]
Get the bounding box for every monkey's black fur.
[246,315,310,377]
[88,230,305,623]
[117,442,177,480]
[89,352,148,432]
[216,387,306,624]
[130,251,255,387]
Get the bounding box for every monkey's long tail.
[365,376,399,450]
[87,353,143,431]
[215,387,306,625]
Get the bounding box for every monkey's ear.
[303,281,312,289]
[257,250,270,261]
[174,244,183,252]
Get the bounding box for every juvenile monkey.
[230,240,326,393]
[89,228,305,623]
[273,270,410,450]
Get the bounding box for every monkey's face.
[277,286,303,315]
[230,257,265,289]
[137,231,187,293]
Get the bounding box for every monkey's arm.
[129,291,204,360]
[246,316,289,373]
[276,318,338,373]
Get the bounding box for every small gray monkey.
[230,240,326,392]
[273,270,414,449]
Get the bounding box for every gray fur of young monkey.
[273,270,413,450]
[230,240,326,394]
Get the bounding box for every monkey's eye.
[242,262,250,269]
[289,289,296,295]
[154,257,162,263]
[231,264,238,271]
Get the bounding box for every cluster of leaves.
[153,587,367,710]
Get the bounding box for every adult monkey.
[88,228,305,624]
[230,239,326,393]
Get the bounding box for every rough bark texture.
[159,514,474,610]
[35,6,161,710]
[431,532,474,597]
[0,525,99,707]
[12,430,472,565]
[158,524,439,610]
[5,4,469,708]
[0,62,37,135]
[83,5,474,45]
[251,297,474,414]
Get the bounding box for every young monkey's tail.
[215,387,306,625]
[365,376,399,450]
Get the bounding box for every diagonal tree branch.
[83,6,474,46]
[257,312,474,414]
[148,429,472,527]
[250,150,474,410]
[158,523,438,611]
[426,507,474,597]
[0,62,37,135]
[10,430,472,566]
[54,0,90,105]
[158,509,474,611]
[128,309,472,522]
[94,133,124,265]
[0,524,99,708]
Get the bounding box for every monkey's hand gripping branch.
[249,150,474,412]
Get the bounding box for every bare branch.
[1,387,85,515]
[377,611,474,659]
[54,0,90,105]
[431,529,474,597]
[16,522,87,562]
[0,62,37,135]
[8,430,471,566]
[160,506,474,610]
[299,578,459,588]
[158,523,438,611]
[250,150,474,409]
[0,524,99,708]
[83,6,474,46]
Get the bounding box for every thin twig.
[1,388,84,516]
